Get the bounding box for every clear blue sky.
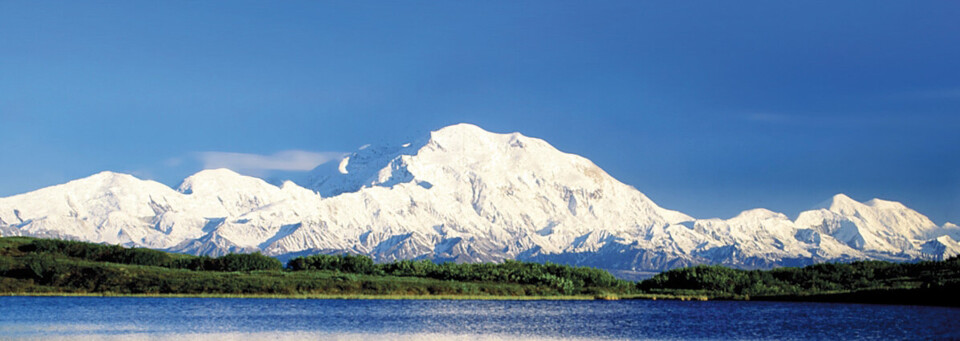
[1,1,958,224]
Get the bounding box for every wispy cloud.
[195,150,345,174]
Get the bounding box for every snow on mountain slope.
[0,171,196,248]
[794,194,946,256]
[921,235,960,260]
[0,123,956,274]
[0,169,321,251]
[927,222,960,241]
[271,123,694,264]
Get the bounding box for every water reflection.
[1,297,958,340]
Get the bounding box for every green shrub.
[214,253,283,272]
[288,255,631,295]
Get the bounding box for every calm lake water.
[1,296,957,340]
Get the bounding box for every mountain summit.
[1,124,956,277]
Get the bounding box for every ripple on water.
[1,297,958,340]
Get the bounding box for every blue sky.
[1,1,958,223]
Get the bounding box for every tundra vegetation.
[1,237,956,305]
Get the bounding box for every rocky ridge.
[1,124,956,277]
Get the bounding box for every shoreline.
[0,292,713,301]
[0,292,598,300]
[5,292,957,307]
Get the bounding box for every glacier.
[1,123,957,279]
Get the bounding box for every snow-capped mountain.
[1,123,957,277]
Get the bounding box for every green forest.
[639,257,960,305]
[0,237,629,298]
[1,236,958,305]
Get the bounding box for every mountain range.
[1,123,957,279]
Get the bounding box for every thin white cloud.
[196,150,345,173]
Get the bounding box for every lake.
[1,296,957,340]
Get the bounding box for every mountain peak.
[90,170,126,178]
[82,170,140,183]
[187,168,245,179]
[309,123,553,196]
[430,123,527,140]
[57,171,152,193]
[432,122,491,135]
[427,123,534,151]
[1,124,952,274]
[732,208,787,220]
[817,193,862,211]
[831,193,857,204]
[178,168,274,195]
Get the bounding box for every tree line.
[4,236,960,303]
[287,254,631,294]
[638,256,960,298]
[0,237,621,296]
[18,238,282,272]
